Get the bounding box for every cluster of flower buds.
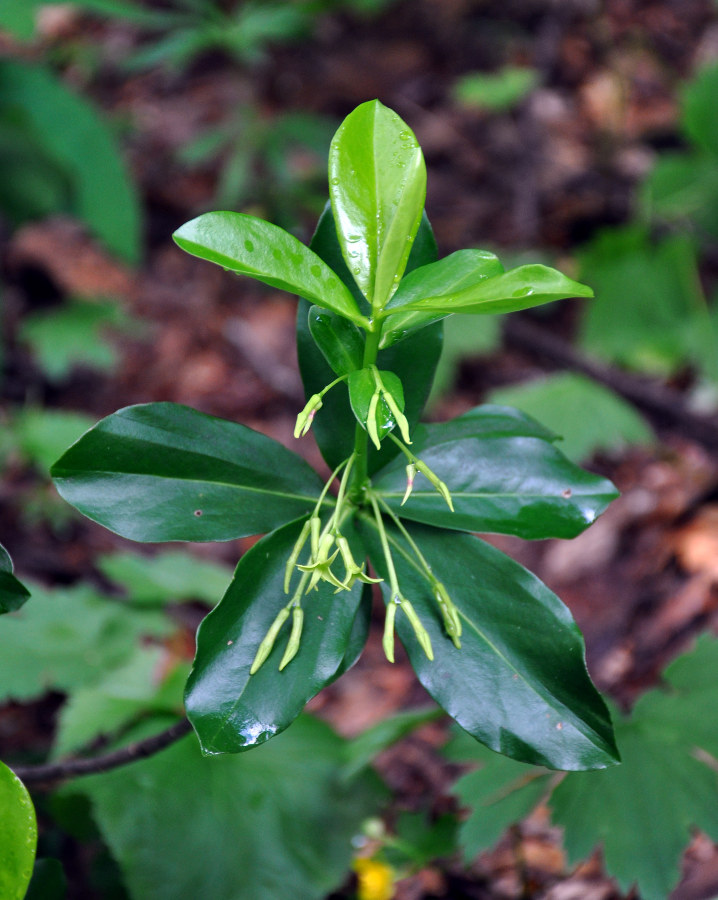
[250,369,463,674]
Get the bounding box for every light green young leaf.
[51,402,324,542]
[97,550,233,607]
[489,373,654,462]
[379,249,504,347]
[328,100,426,308]
[360,520,618,770]
[77,716,384,900]
[0,762,37,900]
[173,211,367,326]
[385,263,592,317]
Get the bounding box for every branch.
[503,316,718,451]
[10,718,192,786]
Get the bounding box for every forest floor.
[3,1,718,897]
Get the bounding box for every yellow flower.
[353,857,395,900]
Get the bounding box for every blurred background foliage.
[2,1,718,898]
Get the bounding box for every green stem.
[350,325,383,502]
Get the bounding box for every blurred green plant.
[489,373,654,462]
[452,66,538,112]
[19,298,136,383]
[178,107,334,227]
[0,60,141,263]
[445,634,718,900]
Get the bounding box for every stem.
[350,325,383,501]
[11,719,192,786]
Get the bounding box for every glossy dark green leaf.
[359,520,618,770]
[348,368,404,442]
[0,543,30,615]
[297,205,441,471]
[329,100,426,308]
[185,520,365,755]
[79,716,384,900]
[385,263,592,317]
[374,421,618,539]
[173,211,367,326]
[51,403,323,542]
[380,249,504,347]
[0,762,36,900]
[307,305,364,375]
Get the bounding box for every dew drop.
[310,264,321,277]
[352,267,361,274]
[244,240,254,252]
[272,248,282,261]
[330,177,340,185]
[512,287,533,298]
[347,234,361,242]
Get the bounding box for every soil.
[2,1,718,897]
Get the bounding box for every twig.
[10,718,192,786]
[503,316,718,450]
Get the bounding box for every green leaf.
[19,299,131,382]
[449,636,718,900]
[185,520,366,755]
[381,249,504,346]
[374,416,618,539]
[550,719,718,900]
[297,204,441,471]
[12,407,96,474]
[444,730,552,859]
[0,582,171,702]
[328,100,426,308]
[453,66,538,112]
[489,373,654,462]
[53,646,186,759]
[51,402,323,542]
[0,762,37,900]
[78,716,384,900]
[348,368,405,444]
[360,520,618,770]
[0,543,30,615]
[0,0,39,39]
[25,859,67,900]
[0,61,141,263]
[386,263,592,317]
[682,62,718,157]
[308,305,364,375]
[579,226,715,379]
[97,549,233,607]
[173,211,367,326]
[642,153,718,239]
